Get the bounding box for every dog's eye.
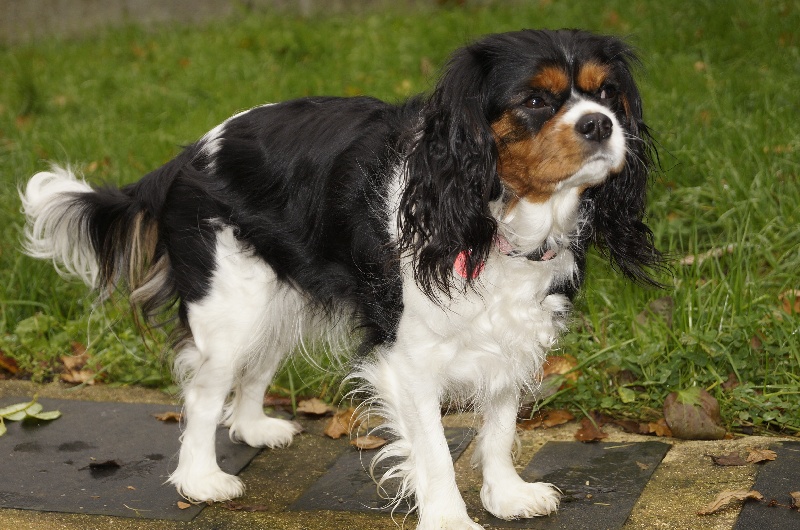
[523,96,548,110]
[599,85,618,100]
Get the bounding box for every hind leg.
[225,365,303,448]
[168,340,244,502]
[168,226,303,501]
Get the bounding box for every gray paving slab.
[733,441,800,530]
[289,427,476,513]
[485,441,671,529]
[0,396,260,520]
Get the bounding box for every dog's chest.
[399,250,575,388]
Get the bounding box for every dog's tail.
[20,161,180,322]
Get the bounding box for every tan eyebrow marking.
[530,65,570,94]
[576,61,610,93]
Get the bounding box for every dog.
[21,28,662,529]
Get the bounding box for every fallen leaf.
[296,398,334,416]
[790,491,800,509]
[746,448,777,464]
[61,369,95,385]
[61,351,89,371]
[518,409,575,430]
[708,451,747,466]
[263,394,293,409]
[153,411,182,422]
[324,407,361,439]
[538,355,579,400]
[351,435,388,450]
[0,351,19,374]
[697,489,763,515]
[643,418,673,437]
[542,354,579,379]
[779,289,800,315]
[664,387,726,440]
[574,415,608,442]
[177,501,192,510]
[612,419,641,434]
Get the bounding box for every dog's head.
[400,29,662,297]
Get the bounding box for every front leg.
[475,388,560,519]
[357,350,483,530]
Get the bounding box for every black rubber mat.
[733,441,800,529]
[0,396,260,520]
[289,427,476,513]
[485,441,671,529]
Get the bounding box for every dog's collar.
[454,234,557,279]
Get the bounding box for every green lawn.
[1,1,798,433]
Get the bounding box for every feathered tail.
[20,163,178,323]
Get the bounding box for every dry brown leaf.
[542,354,579,380]
[663,388,726,440]
[351,435,388,450]
[296,398,334,416]
[324,407,361,439]
[263,394,293,409]
[790,491,800,509]
[0,350,19,374]
[60,369,95,385]
[518,409,575,430]
[153,411,182,422]
[61,351,89,372]
[639,418,672,438]
[746,448,777,464]
[574,416,608,442]
[697,489,763,515]
[177,501,192,510]
[779,289,800,315]
[708,451,747,466]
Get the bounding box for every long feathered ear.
[583,47,666,286]
[398,45,501,300]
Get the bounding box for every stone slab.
[486,441,671,529]
[289,427,475,513]
[0,396,260,520]
[733,441,800,529]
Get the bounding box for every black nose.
[575,112,613,142]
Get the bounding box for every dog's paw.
[481,479,559,519]
[229,417,302,448]
[169,467,245,502]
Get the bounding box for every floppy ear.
[398,46,501,300]
[583,49,666,286]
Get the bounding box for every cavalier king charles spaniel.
[21,29,662,528]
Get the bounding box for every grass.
[1,0,798,433]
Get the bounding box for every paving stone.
[289,427,475,513]
[733,441,800,530]
[0,397,260,520]
[481,441,671,529]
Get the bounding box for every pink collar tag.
[453,235,556,279]
[454,250,484,279]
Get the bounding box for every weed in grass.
[0,1,797,433]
